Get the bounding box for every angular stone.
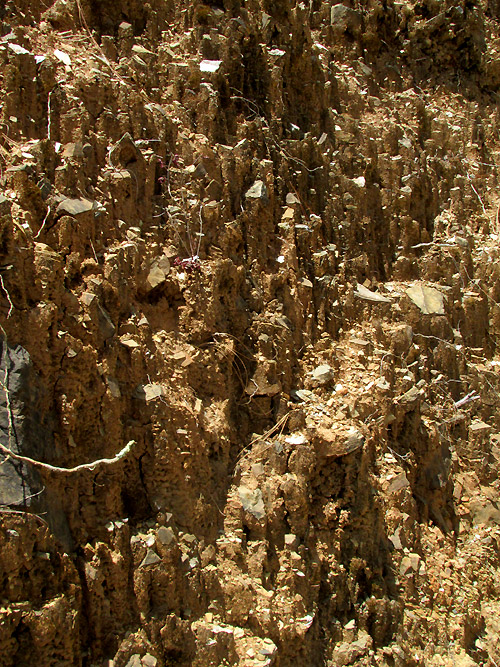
[245,180,268,203]
[109,133,143,168]
[400,556,414,575]
[140,549,161,567]
[132,45,155,62]
[389,527,403,550]
[56,198,95,216]
[354,284,392,304]
[157,526,175,545]
[344,429,364,452]
[238,486,265,519]
[80,292,96,306]
[311,364,334,385]
[120,336,140,348]
[408,553,421,571]
[8,43,31,55]
[468,500,500,526]
[387,472,410,494]
[315,426,364,458]
[331,635,369,666]
[97,305,116,340]
[469,420,492,434]
[291,389,315,402]
[146,255,171,289]
[135,383,163,402]
[398,386,423,406]
[106,376,121,398]
[331,4,362,33]
[285,433,308,445]
[406,284,445,315]
[200,59,222,72]
[62,143,84,159]
[125,656,141,667]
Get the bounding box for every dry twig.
[0,439,135,474]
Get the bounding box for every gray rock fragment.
[354,284,392,304]
[125,655,142,667]
[245,180,268,204]
[311,364,335,385]
[406,284,445,315]
[238,486,265,519]
[135,383,164,402]
[344,429,364,453]
[56,198,95,216]
[331,5,362,33]
[146,256,171,290]
[156,526,175,546]
[140,549,161,567]
[109,132,143,168]
[97,304,115,340]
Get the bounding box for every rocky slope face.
[1,0,500,665]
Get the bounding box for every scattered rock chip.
[238,486,266,519]
[135,383,164,402]
[311,364,334,385]
[200,59,222,72]
[157,526,175,545]
[398,386,423,406]
[146,255,171,289]
[469,420,492,434]
[315,426,364,458]
[56,198,95,216]
[406,284,445,315]
[140,549,161,568]
[387,472,410,494]
[354,284,392,304]
[125,655,142,667]
[120,335,140,348]
[245,180,268,203]
[331,4,362,33]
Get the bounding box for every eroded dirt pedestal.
[1,0,500,665]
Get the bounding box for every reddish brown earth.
[1,1,500,665]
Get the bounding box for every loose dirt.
[1,1,500,665]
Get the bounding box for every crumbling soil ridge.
[0,0,500,665]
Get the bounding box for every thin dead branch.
[0,440,136,474]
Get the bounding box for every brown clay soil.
[1,1,500,665]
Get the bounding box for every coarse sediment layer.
[1,1,500,665]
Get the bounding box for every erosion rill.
[1,0,500,665]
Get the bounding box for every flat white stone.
[200,59,222,72]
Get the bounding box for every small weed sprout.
[155,153,205,274]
